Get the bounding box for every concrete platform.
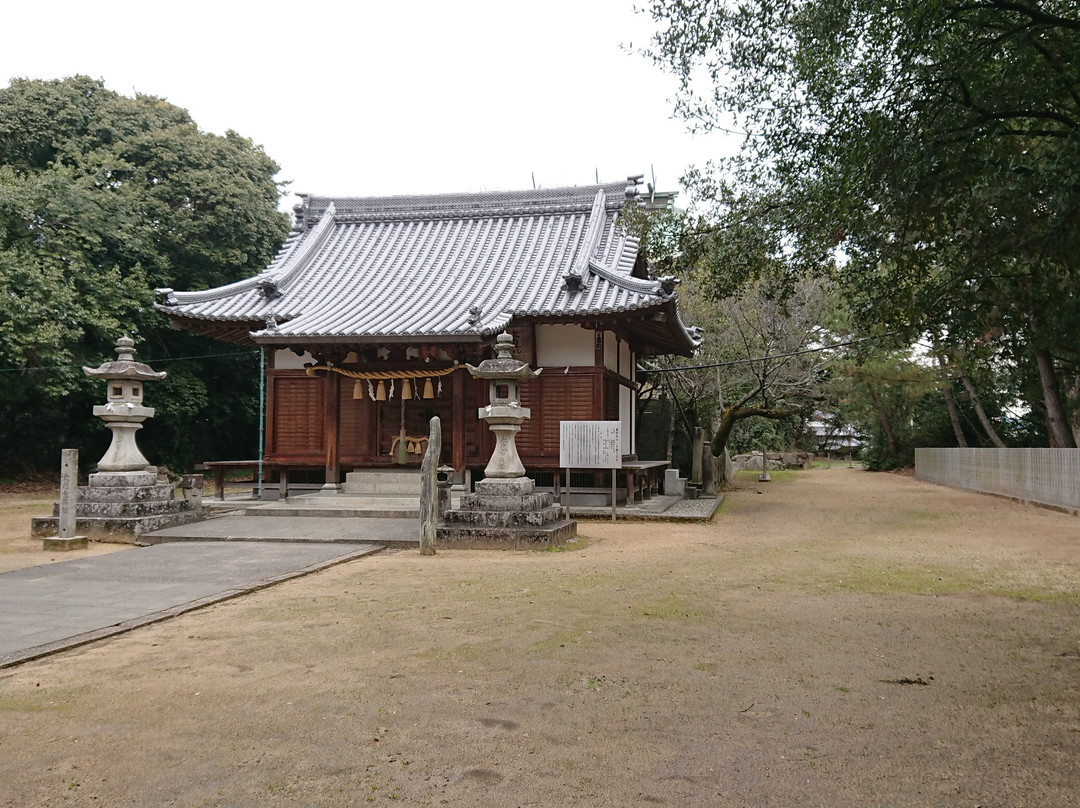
[151,491,721,546]
[143,515,420,546]
[0,541,382,669]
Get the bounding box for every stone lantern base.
[437,477,576,549]
[31,469,205,544]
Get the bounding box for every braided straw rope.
[306,364,461,381]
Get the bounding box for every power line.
[0,349,258,374]
[639,334,893,374]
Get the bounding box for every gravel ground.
[0,466,1077,808]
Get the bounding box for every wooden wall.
[265,358,634,470]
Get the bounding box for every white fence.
[915,448,1080,514]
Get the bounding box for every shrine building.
[155,178,701,493]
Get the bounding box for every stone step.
[457,492,554,512]
[442,505,564,528]
[77,483,176,503]
[342,469,421,495]
[436,519,576,549]
[30,510,205,542]
[64,500,193,519]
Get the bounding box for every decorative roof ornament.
[258,279,281,299]
[658,276,679,296]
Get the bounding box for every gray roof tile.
[157,182,701,353]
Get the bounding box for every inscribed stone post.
[419,417,441,555]
[58,449,78,538]
[690,428,704,485]
[701,439,716,496]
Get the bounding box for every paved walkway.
[0,541,381,669]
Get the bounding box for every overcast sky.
[3,0,736,211]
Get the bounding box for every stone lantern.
[465,332,541,479]
[437,332,575,549]
[83,335,166,473]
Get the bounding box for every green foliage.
[0,76,290,471]
[643,0,1080,446]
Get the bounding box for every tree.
[0,76,290,471]
[639,269,833,475]
[642,0,1080,447]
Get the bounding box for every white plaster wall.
[621,384,634,454]
[620,341,632,379]
[273,348,315,369]
[536,324,593,367]
[603,330,619,372]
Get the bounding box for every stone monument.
[31,336,205,542]
[438,332,576,548]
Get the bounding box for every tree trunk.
[665,395,675,463]
[933,339,967,447]
[711,405,800,456]
[942,383,968,447]
[868,388,898,457]
[1034,348,1076,448]
[1067,373,1080,448]
[958,369,1006,448]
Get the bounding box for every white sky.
[3,0,736,212]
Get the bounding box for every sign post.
[560,421,621,522]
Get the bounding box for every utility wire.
[0,349,258,374]
[639,334,893,374]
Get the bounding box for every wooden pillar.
[324,371,341,488]
[452,369,466,472]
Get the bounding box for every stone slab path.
[0,541,381,668]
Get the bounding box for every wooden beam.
[453,368,466,471]
[324,371,341,485]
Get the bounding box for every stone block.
[457,493,553,512]
[436,519,576,549]
[42,535,88,551]
[343,469,422,495]
[78,483,175,503]
[474,477,535,496]
[442,505,563,528]
[664,469,686,497]
[88,470,157,488]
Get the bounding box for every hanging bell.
[401,378,412,399]
[376,380,386,401]
[423,377,434,399]
[352,380,364,400]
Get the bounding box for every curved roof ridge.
[303,181,633,222]
[265,201,337,291]
[588,261,664,295]
[566,189,608,281]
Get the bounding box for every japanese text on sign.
[560,421,621,469]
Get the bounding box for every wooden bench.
[199,461,322,500]
[544,460,669,506]
[620,460,669,503]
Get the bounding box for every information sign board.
[560,421,621,469]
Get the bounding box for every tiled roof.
[156,181,701,354]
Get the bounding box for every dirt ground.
[0,492,129,574]
[1,467,1078,808]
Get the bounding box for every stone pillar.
[42,449,87,551]
[437,465,454,520]
[419,417,441,556]
[701,439,716,497]
[58,449,78,538]
[759,445,772,482]
[181,474,204,510]
[690,427,704,485]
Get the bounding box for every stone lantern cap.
[466,332,542,382]
[83,336,167,383]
